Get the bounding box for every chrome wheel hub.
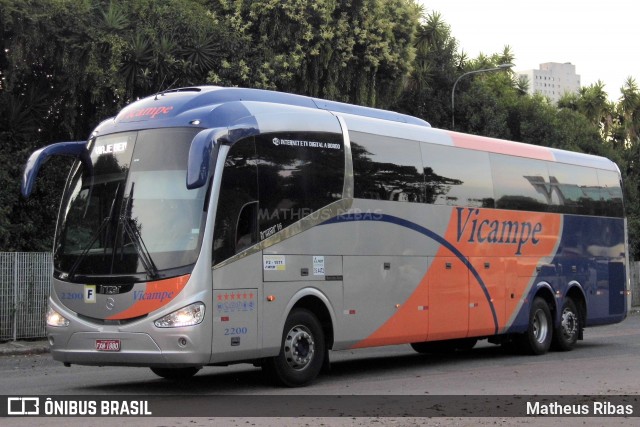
[533,309,549,344]
[284,325,315,370]
[561,308,578,339]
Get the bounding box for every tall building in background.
[517,62,581,104]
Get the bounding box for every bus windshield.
[54,127,206,280]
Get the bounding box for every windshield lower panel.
[54,128,207,281]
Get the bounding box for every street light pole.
[451,63,514,130]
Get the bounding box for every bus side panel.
[444,209,562,335]
[427,256,468,341]
[609,261,626,315]
[342,207,562,346]
[260,254,344,356]
[344,256,429,348]
[211,288,258,363]
[577,215,627,325]
[210,251,263,363]
[557,215,627,325]
[506,215,627,332]
[469,257,506,337]
[260,279,344,356]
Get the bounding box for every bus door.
[211,139,261,363]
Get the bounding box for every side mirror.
[21,141,89,197]
[186,129,225,190]
[186,125,258,189]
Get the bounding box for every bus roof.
[106,86,430,129]
[95,86,619,173]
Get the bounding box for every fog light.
[154,302,205,328]
[46,307,69,327]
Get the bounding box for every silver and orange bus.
[22,86,629,386]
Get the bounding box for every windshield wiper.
[67,184,120,280]
[120,183,159,279]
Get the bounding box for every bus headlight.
[46,307,69,327]
[154,302,205,328]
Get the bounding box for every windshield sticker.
[272,137,340,150]
[313,256,325,276]
[264,255,286,271]
[215,291,256,314]
[84,285,97,303]
[95,141,128,156]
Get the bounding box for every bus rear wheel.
[518,297,553,355]
[552,298,580,351]
[263,308,325,387]
[150,366,200,380]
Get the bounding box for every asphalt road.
[1,311,639,426]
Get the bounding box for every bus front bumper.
[49,331,210,368]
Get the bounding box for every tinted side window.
[421,144,494,208]
[213,138,259,265]
[351,132,423,202]
[547,162,600,215]
[597,169,624,217]
[256,132,344,237]
[491,154,550,212]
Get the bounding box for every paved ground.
[0,339,49,356]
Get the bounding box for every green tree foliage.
[0,0,420,251]
[393,10,460,126]
[611,78,640,258]
[207,0,419,106]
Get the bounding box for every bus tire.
[150,366,200,380]
[551,298,580,351]
[518,297,553,355]
[263,308,325,387]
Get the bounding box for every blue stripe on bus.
[323,213,499,334]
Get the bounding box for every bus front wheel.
[263,308,325,387]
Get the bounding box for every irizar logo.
[272,138,280,146]
[455,207,543,255]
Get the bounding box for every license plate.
[95,339,121,352]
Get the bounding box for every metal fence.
[0,252,52,341]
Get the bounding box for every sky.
[417,0,639,102]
